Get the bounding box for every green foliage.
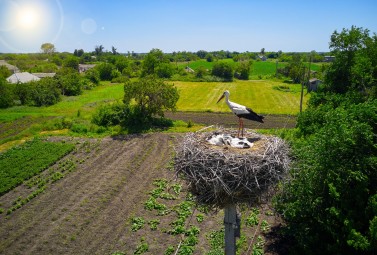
[58,72,82,96]
[131,217,145,232]
[91,102,125,127]
[325,26,377,97]
[30,78,61,106]
[0,79,14,108]
[0,139,74,195]
[276,97,377,254]
[40,43,55,54]
[62,56,79,70]
[141,49,174,78]
[134,238,149,254]
[234,61,252,80]
[123,76,179,129]
[211,62,233,81]
[96,62,116,81]
[0,65,11,79]
[84,68,100,85]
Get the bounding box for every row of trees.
[0,66,101,108]
[276,26,377,254]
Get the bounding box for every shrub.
[91,102,125,127]
[211,62,233,81]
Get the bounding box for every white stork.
[217,90,264,137]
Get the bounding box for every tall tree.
[325,26,377,96]
[111,46,118,55]
[94,45,104,56]
[40,43,56,54]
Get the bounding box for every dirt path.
[165,112,297,129]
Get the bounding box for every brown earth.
[0,133,288,255]
[165,112,297,129]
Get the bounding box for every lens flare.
[17,6,40,29]
[0,0,64,53]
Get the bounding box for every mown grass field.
[174,80,308,115]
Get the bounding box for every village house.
[79,64,96,73]
[6,72,40,84]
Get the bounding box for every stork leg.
[241,118,244,137]
[237,117,241,138]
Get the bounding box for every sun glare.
[17,6,40,29]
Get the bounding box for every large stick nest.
[174,128,290,209]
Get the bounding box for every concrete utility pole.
[224,204,240,255]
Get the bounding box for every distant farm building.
[79,64,96,73]
[258,55,267,61]
[7,72,40,84]
[0,60,20,73]
[32,73,56,78]
[324,56,335,62]
[308,78,322,92]
[185,66,195,73]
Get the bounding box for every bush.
[211,62,233,81]
[91,102,125,127]
[30,78,61,106]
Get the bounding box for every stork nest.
[174,128,290,209]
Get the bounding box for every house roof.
[7,72,41,84]
[0,60,20,72]
[32,73,56,78]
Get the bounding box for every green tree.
[211,62,233,81]
[63,56,79,71]
[84,68,100,85]
[94,45,104,56]
[0,78,14,108]
[30,78,61,106]
[58,72,82,96]
[235,61,252,80]
[195,66,207,78]
[0,65,11,79]
[141,48,167,77]
[96,62,116,81]
[325,26,377,96]
[123,76,179,124]
[40,43,56,54]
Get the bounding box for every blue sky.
[1,0,377,53]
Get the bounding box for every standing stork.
[217,90,264,137]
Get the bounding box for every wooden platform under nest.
[174,128,290,209]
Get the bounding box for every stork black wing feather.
[238,107,264,123]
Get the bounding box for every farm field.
[174,80,308,115]
[0,134,283,255]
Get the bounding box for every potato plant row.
[0,139,75,195]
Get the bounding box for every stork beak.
[216,94,224,103]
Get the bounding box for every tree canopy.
[40,43,56,54]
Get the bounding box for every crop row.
[0,139,75,195]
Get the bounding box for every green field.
[182,59,325,78]
[0,81,124,122]
[174,80,308,115]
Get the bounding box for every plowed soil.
[0,133,286,255]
